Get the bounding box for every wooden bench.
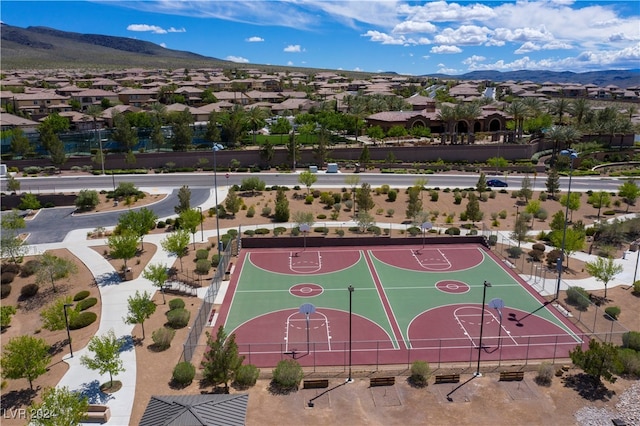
[370,377,395,387]
[434,374,460,384]
[83,405,111,423]
[303,379,329,389]
[499,371,525,382]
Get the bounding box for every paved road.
[24,188,211,244]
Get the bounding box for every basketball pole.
[347,285,354,383]
[474,280,492,377]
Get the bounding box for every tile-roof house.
[139,394,248,426]
[71,89,119,110]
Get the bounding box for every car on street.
[487,179,508,187]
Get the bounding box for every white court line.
[289,251,322,273]
[284,312,331,352]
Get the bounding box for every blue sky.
[2,1,639,75]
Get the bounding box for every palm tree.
[461,102,481,144]
[507,100,527,143]
[85,105,105,174]
[246,106,267,146]
[436,104,456,144]
[548,97,570,125]
[568,98,590,127]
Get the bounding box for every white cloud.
[398,1,496,23]
[167,27,186,33]
[127,24,168,34]
[246,36,264,42]
[160,43,167,48]
[431,45,462,54]
[225,55,249,63]
[362,30,429,46]
[492,26,554,44]
[392,21,436,34]
[436,65,461,75]
[284,44,303,53]
[434,25,491,46]
[287,61,294,66]
[462,55,486,65]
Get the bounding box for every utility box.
[309,165,318,173]
[326,163,339,173]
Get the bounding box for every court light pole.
[213,143,223,259]
[347,285,354,383]
[63,303,73,358]
[197,206,204,242]
[474,280,492,377]
[633,239,640,286]
[555,149,578,300]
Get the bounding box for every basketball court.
[213,244,585,367]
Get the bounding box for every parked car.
[487,179,508,187]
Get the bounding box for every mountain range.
[1,24,639,88]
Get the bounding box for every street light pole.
[347,285,354,383]
[514,204,520,248]
[633,240,640,285]
[474,281,492,377]
[98,128,105,175]
[555,149,578,300]
[63,303,74,357]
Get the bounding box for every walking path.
[24,187,637,425]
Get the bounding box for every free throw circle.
[290,283,324,298]
[435,280,470,294]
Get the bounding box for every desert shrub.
[622,331,640,351]
[488,235,498,246]
[445,227,460,236]
[262,206,272,217]
[156,221,166,229]
[304,195,314,204]
[69,311,97,330]
[73,290,90,301]
[76,297,97,311]
[616,349,640,377]
[246,206,255,218]
[409,360,430,387]
[336,229,345,237]
[211,254,220,267]
[168,298,185,310]
[172,361,196,386]
[167,308,190,328]
[430,191,439,202]
[272,359,303,391]
[407,226,421,236]
[566,286,590,310]
[314,227,328,234]
[343,200,353,210]
[532,243,546,252]
[535,362,555,386]
[2,264,20,274]
[317,214,327,220]
[195,249,209,260]
[1,284,11,299]
[506,246,523,259]
[235,364,260,388]
[498,210,508,219]
[195,259,211,275]
[546,249,562,268]
[152,327,176,350]
[1,272,16,285]
[244,229,255,237]
[633,280,640,295]
[528,249,545,262]
[387,189,397,202]
[274,227,287,236]
[604,306,621,320]
[20,283,39,298]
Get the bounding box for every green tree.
[74,189,100,211]
[220,105,248,147]
[560,192,581,222]
[18,192,41,210]
[585,257,623,299]
[487,156,508,173]
[178,208,203,249]
[292,211,314,228]
[161,230,191,271]
[123,290,156,340]
[6,174,20,192]
[525,200,541,227]
[1,305,17,329]
[1,335,51,390]
[511,213,529,248]
[356,211,375,233]
[366,125,385,144]
[29,386,89,426]
[169,109,194,151]
[202,326,244,391]
[344,175,360,215]
[550,227,585,268]
[387,125,408,143]
[356,182,375,213]
[406,185,423,221]
[143,263,169,304]
[0,231,27,264]
[545,168,561,200]
[550,210,566,232]
[476,172,488,193]
[174,185,191,214]
[465,193,483,223]
[298,170,318,195]
[1,209,26,231]
[588,191,611,221]
[618,180,640,212]
[519,174,533,203]
[107,230,139,270]
[359,144,371,169]
[111,111,138,153]
[117,208,158,250]
[569,339,621,388]
[40,296,77,331]
[9,128,33,158]
[35,252,78,292]
[224,187,242,218]
[80,329,125,388]
[274,188,290,222]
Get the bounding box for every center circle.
[435,280,470,294]
[290,283,324,298]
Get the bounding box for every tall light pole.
[347,285,354,383]
[197,206,204,242]
[514,204,520,248]
[474,280,492,377]
[633,240,640,286]
[63,303,74,357]
[97,128,105,176]
[555,149,578,300]
[213,143,224,259]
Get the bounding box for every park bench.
[499,371,524,382]
[83,405,111,423]
[370,377,395,387]
[303,379,329,389]
[434,374,460,384]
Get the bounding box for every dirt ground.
[2,182,639,425]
